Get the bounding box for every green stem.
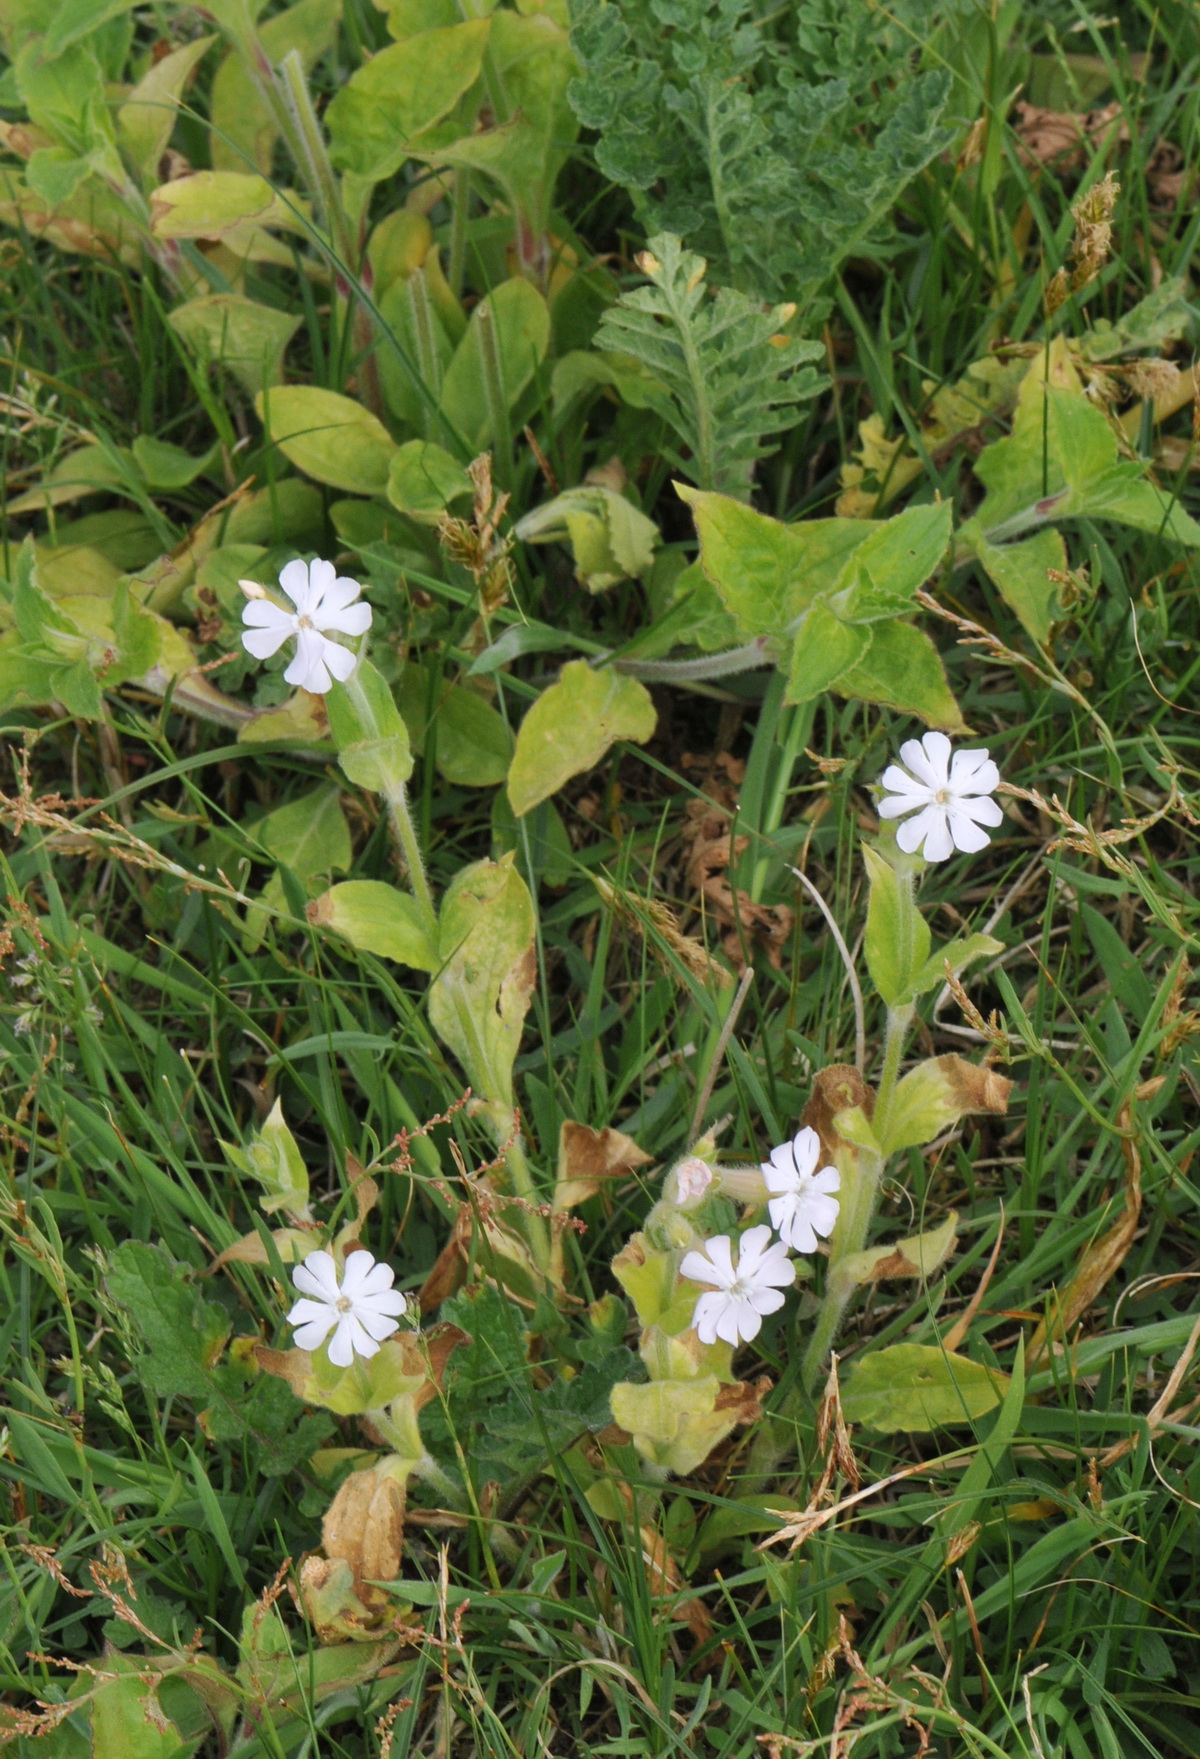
[277,49,356,272]
[872,1001,913,1141]
[449,168,470,300]
[504,1137,550,1273]
[475,300,512,489]
[341,670,438,945]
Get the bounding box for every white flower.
[877,731,1003,863]
[762,1125,840,1253]
[286,1247,407,1367]
[241,558,372,694]
[666,1157,714,1208]
[679,1224,794,1347]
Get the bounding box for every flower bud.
[665,1156,714,1209]
[713,1163,771,1206]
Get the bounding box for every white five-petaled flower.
[286,1247,408,1367]
[762,1125,841,1254]
[877,731,1003,863]
[679,1224,795,1347]
[241,558,372,694]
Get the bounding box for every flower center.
[335,1295,353,1313]
[297,614,314,630]
[934,787,950,805]
[728,1276,751,1300]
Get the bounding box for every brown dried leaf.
[206,1226,311,1272]
[555,1120,653,1212]
[801,1064,876,1165]
[1014,99,1127,169]
[322,1462,408,1609]
[1026,1101,1142,1369]
[639,1525,712,1644]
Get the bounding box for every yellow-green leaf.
[255,385,398,495]
[428,852,535,1110]
[308,879,438,971]
[507,661,655,816]
[842,1343,1010,1432]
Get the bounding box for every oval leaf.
[255,386,398,495]
[507,660,656,816]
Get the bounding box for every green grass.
[4,0,1200,1755]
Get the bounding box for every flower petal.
[949,749,999,794]
[292,1314,337,1352]
[306,558,337,607]
[920,811,956,863]
[326,1316,357,1367]
[805,1192,841,1237]
[310,575,362,620]
[320,637,358,682]
[293,1249,340,1301]
[356,1306,402,1343]
[681,1245,725,1289]
[353,1258,397,1298]
[771,1198,817,1254]
[242,623,294,660]
[880,763,931,801]
[895,804,943,856]
[957,794,1004,828]
[278,558,312,612]
[285,627,333,693]
[787,1126,820,1180]
[946,807,993,854]
[242,600,296,630]
[692,1290,726,1345]
[746,1285,787,1318]
[813,1167,841,1195]
[314,598,372,637]
[898,737,943,790]
[726,1299,760,1344]
[287,1297,334,1329]
[919,731,953,784]
[339,1250,378,1297]
[363,1288,409,1318]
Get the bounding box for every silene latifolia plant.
[233,577,1014,1600]
[601,729,1012,1478]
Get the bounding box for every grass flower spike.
[680,1225,795,1346]
[287,1247,408,1366]
[877,731,1002,862]
[762,1125,841,1252]
[241,558,372,694]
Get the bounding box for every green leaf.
[680,485,871,639]
[326,660,414,792]
[439,277,551,451]
[785,599,870,704]
[308,879,439,970]
[149,170,310,240]
[597,237,823,496]
[169,294,302,397]
[222,1097,311,1219]
[507,661,656,816]
[131,435,215,490]
[117,33,216,186]
[909,932,1003,998]
[210,0,342,176]
[836,618,965,730]
[567,0,952,308]
[974,363,1200,548]
[862,843,930,1008]
[841,1343,1010,1433]
[835,500,953,621]
[325,18,491,182]
[877,1054,1011,1157]
[406,11,577,239]
[428,852,536,1109]
[91,1666,187,1759]
[250,782,352,885]
[255,385,397,496]
[959,523,1067,648]
[386,439,472,524]
[836,1212,958,1287]
[106,1242,231,1399]
[398,662,513,787]
[515,484,660,592]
